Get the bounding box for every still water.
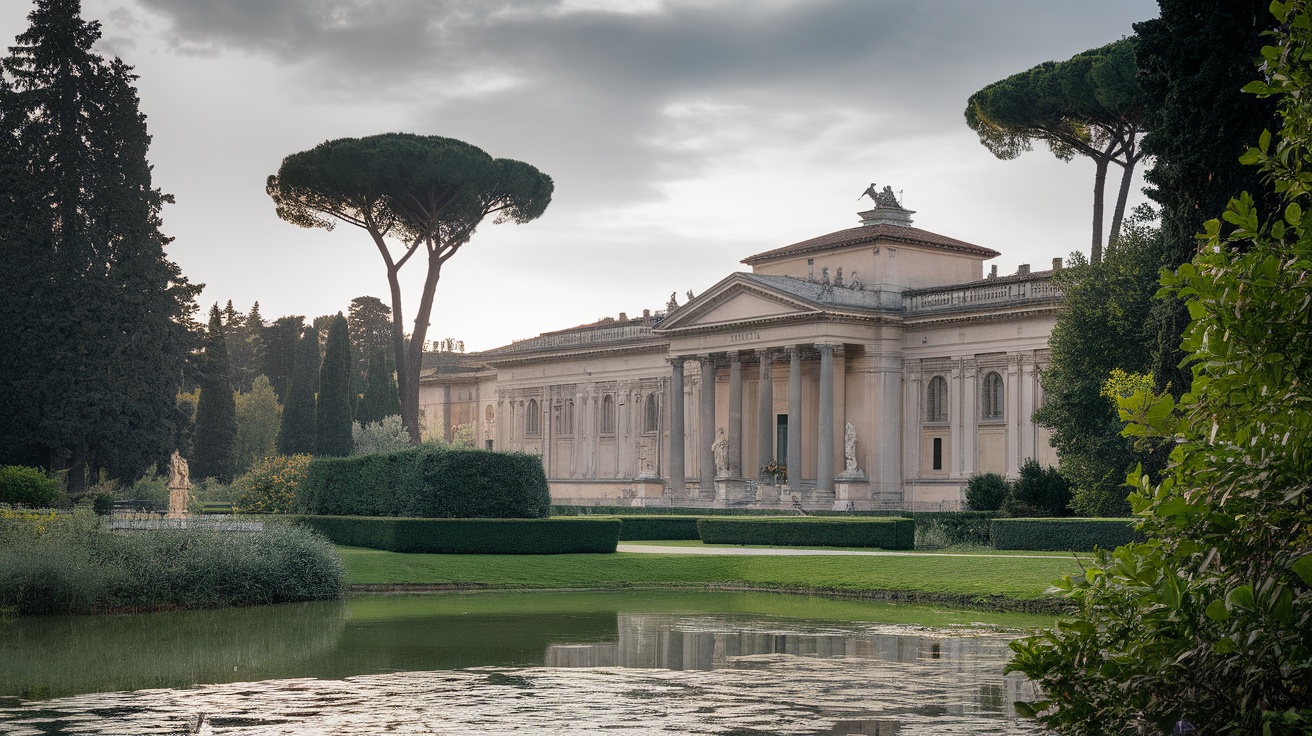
[0,591,1047,735]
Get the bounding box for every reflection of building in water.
[545,614,1002,670]
[829,720,900,736]
[542,614,1035,720]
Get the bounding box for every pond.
[0,591,1050,735]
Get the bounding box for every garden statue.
[844,423,858,473]
[712,428,728,476]
[166,450,190,519]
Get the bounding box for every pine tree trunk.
[1108,152,1140,252]
[1091,157,1108,265]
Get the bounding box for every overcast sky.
[2,0,1161,352]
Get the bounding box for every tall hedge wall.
[297,446,549,518]
[696,517,914,549]
[990,518,1143,551]
[292,516,620,554]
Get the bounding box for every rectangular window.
[485,439,494,451]
[776,415,788,467]
[932,437,943,471]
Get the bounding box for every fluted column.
[756,350,774,481]
[727,350,743,479]
[699,354,717,496]
[668,359,686,494]
[816,342,835,492]
[787,346,802,480]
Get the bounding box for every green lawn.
[340,547,1084,604]
[622,539,1081,557]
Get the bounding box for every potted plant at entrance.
[763,460,787,486]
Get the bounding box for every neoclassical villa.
[418,190,1062,510]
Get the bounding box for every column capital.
[814,341,838,354]
[757,348,775,363]
[666,355,686,368]
[785,344,802,358]
[727,349,741,362]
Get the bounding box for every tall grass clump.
[0,508,344,616]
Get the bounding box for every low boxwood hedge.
[298,446,549,519]
[611,516,702,541]
[291,515,621,554]
[696,517,914,550]
[990,518,1142,551]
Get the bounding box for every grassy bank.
[339,547,1082,612]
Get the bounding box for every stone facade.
[418,198,1061,510]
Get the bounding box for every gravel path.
[617,544,1071,560]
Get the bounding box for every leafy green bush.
[291,516,620,554]
[696,517,914,550]
[965,473,1010,511]
[299,446,550,519]
[0,466,62,507]
[612,516,702,540]
[990,518,1142,551]
[351,415,410,456]
[233,454,312,514]
[1004,459,1072,517]
[0,511,344,615]
[910,511,998,548]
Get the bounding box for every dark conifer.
[0,0,197,489]
[315,314,354,457]
[192,305,237,482]
[357,350,402,425]
[278,325,319,455]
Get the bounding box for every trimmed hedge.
[612,516,702,541]
[297,446,549,518]
[991,518,1142,551]
[292,515,621,554]
[696,517,914,550]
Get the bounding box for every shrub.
[911,511,997,548]
[965,473,1010,511]
[351,415,410,455]
[0,511,344,615]
[612,516,702,541]
[990,518,1143,551]
[299,446,550,519]
[292,516,620,554]
[1004,459,1072,517]
[233,454,312,514]
[696,517,914,550]
[0,466,62,507]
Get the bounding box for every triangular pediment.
[657,274,819,332]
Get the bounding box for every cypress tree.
[278,326,319,455]
[357,350,402,425]
[192,304,237,482]
[0,1,197,489]
[261,315,304,403]
[315,313,354,457]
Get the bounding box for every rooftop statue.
[859,182,902,208]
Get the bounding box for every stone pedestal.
[713,477,753,506]
[167,484,189,519]
[632,477,665,501]
[833,473,869,511]
[757,483,781,505]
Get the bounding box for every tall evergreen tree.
[357,350,402,425]
[261,314,304,403]
[277,326,319,455]
[1134,1,1281,396]
[221,299,263,393]
[316,313,354,457]
[192,305,237,482]
[347,296,394,387]
[0,0,197,490]
[232,374,280,476]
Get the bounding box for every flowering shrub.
[0,466,62,507]
[762,460,787,483]
[232,454,311,514]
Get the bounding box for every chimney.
[1052,257,1062,271]
[619,312,628,321]
[642,309,650,319]
[988,265,998,279]
[1017,264,1030,276]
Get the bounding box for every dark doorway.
[776,415,788,467]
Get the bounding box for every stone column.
[756,350,774,480]
[962,360,977,478]
[727,350,743,479]
[1020,355,1036,463]
[816,343,836,493]
[668,358,685,495]
[1006,355,1021,476]
[699,354,717,496]
[904,368,921,483]
[787,346,802,481]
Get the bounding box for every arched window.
[600,394,615,434]
[982,371,1004,420]
[926,376,948,423]
[485,405,494,422]
[643,393,659,433]
[526,399,540,436]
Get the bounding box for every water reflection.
[0,592,1040,735]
